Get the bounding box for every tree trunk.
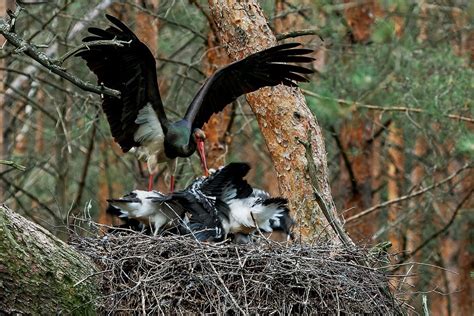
[405,136,427,289]
[0,205,98,314]
[387,123,404,253]
[207,0,342,242]
[339,116,377,242]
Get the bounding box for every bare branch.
[0,5,120,98]
[0,175,59,221]
[303,89,474,124]
[128,1,206,40]
[71,122,98,216]
[328,125,358,195]
[4,82,56,121]
[5,0,114,95]
[276,29,321,41]
[398,188,473,264]
[58,39,132,64]
[0,159,26,171]
[346,164,472,223]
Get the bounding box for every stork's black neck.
[163,120,196,158]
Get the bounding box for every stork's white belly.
[132,103,167,171]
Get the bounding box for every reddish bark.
[135,0,159,56]
[339,116,377,242]
[343,0,403,42]
[405,137,427,289]
[97,142,123,227]
[343,0,383,42]
[387,123,404,253]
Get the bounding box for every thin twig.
[0,66,74,93]
[71,122,98,215]
[328,125,358,195]
[276,29,321,41]
[128,1,206,40]
[0,174,58,220]
[303,89,474,124]
[202,251,247,315]
[397,188,473,264]
[0,11,120,98]
[157,57,206,77]
[346,163,472,223]
[4,82,56,121]
[58,39,131,64]
[366,119,392,145]
[5,0,115,94]
[0,160,26,171]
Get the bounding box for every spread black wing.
[75,14,167,152]
[184,43,314,130]
[200,162,253,202]
[170,162,253,241]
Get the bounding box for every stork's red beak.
[194,129,209,177]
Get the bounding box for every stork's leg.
[167,159,178,193]
[169,175,175,192]
[146,157,158,191]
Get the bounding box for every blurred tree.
[0,0,16,201]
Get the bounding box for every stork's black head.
[164,120,196,158]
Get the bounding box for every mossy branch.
[0,160,26,171]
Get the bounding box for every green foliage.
[308,39,472,154]
[371,19,397,44]
[456,132,474,157]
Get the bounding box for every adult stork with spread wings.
[76,15,314,191]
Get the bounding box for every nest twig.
[71,230,404,314]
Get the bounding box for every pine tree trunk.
[207,0,343,242]
[340,116,376,242]
[0,205,98,314]
[387,123,404,252]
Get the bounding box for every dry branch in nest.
[71,230,404,314]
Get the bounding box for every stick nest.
[72,232,404,314]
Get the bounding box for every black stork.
[107,189,186,236]
[221,180,292,244]
[169,162,293,243]
[76,16,314,192]
[106,162,294,242]
[240,188,294,243]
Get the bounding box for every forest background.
[0,0,472,314]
